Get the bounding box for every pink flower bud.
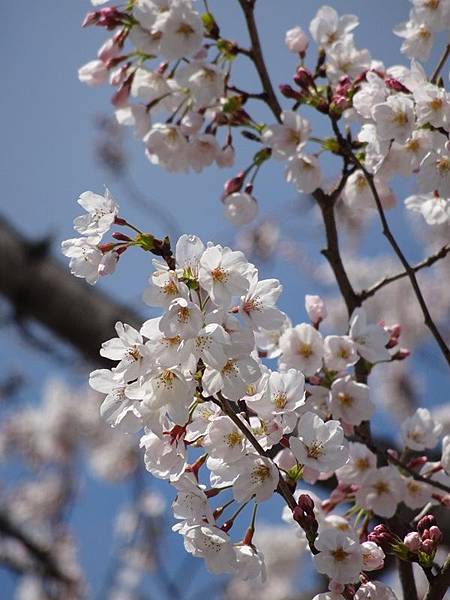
[305,294,327,325]
[111,81,131,108]
[429,526,443,544]
[393,348,410,361]
[294,67,315,90]
[421,539,435,555]
[82,11,98,27]
[285,26,309,54]
[78,60,109,87]
[298,493,315,515]
[224,172,245,195]
[98,37,121,63]
[109,63,130,86]
[404,532,421,551]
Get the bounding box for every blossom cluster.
[79,0,450,228]
[60,189,450,594]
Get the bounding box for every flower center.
[273,392,288,409]
[430,97,443,111]
[337,392,354,407]
[298,343,313,358]
[177,22,195,37]
[374,481,389,495]
[251,464,271,483]
[225,431,242,447]
[331,547,349,562]
[211,267,228,283]
[177,306,191,324]
[306,441,324,459]
[355,457,370,472]
[393,111,409,126]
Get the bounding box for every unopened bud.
[279,84,303,100]
[417,514,436,534]
[393,348,410,361]
[429,525,443,544]
[421,539,435,555]
[224,172,245,195]
[404,532,421,552]
[112,232,132,242]
[114,216,127,226]
[294,67,315,90]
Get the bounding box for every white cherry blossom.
[330,376,373,426]
[401,407,442,451]
[313,527,363,583]
[355,466,404,518]
[279,323,324,377]
[289,412,348,473]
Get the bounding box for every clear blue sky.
[1,1,448,597]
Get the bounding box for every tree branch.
[360,244,450,301]
[313,188,361,316]
[431,43,450,84]
[237,0,282,121]
[330,118,450,367]
[398,559,419,600]
[0,216,141,364]
[424,553,450,600]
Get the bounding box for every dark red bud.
[417,514,436,534]
[112,232,132,242]
[279,84,303,100]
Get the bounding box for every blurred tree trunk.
[0,216,141,364]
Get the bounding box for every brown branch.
[330,118,450,367]
[424,553,450,600]
[360,244,450,301]
[237,0,282,121]
[313,188,361,317]
[0,215,141,365]
[387,453,450,495]
[398,559,419,600]
[431,43,450,84]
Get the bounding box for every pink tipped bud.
[111,80,131,108]
[285,26,309,54]
[114,216,127,226]
[436,493,450,507]
[404,532,421,552]
[279,84,303,100]
[98,242,115,253]
[224,172,245,195]
[385,78,411,94]
[393,348,410,361]
[82,11,98,27]
[293,67,315,90]
[421,539,435,555]
[368,524,396,551]
[429,526,443,544]
[305,294,327,325]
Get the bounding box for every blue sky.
[2,1,449,597]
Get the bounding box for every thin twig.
[360,245,450,301]
[431,43,450,84]
[237,0,282,121]
[387,453,450,495]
